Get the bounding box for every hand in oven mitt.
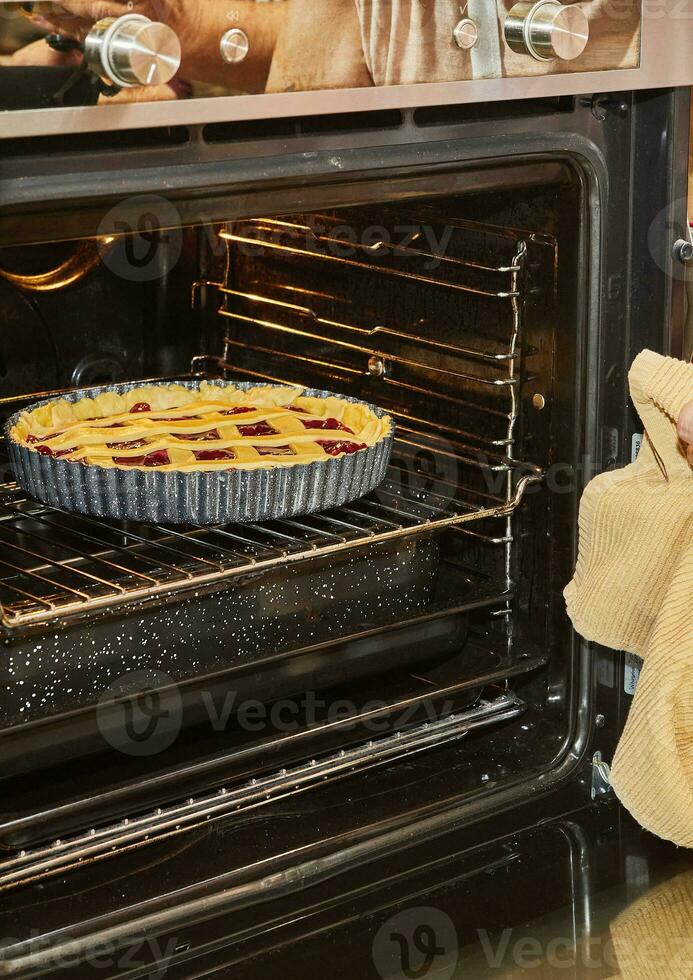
[565,350,693,847]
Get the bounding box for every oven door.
[0,87,688,979]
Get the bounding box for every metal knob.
[453,18,479,50]
[84,14,181,88]
[673,238,693,264]
[504,1,589,61]
[220,27,250,64]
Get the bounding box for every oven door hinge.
[591,750,614,802]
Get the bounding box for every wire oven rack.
[207,208,551,614]
[213,207,553,454]
[0,424,541,629]
[0,211,549,631]
[0,693,525,891]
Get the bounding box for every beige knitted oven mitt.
[565,349,693,847]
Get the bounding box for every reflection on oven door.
[0,0,642,110]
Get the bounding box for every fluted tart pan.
[6,381,394,525]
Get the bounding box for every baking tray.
[5,381,394,525]
[0,535,442,731]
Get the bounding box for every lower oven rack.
[0,692,524,892]
[0,393,543,630]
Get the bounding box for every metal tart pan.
[5,381,394,525]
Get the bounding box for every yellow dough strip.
[12,385,392,472]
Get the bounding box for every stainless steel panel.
[1,3,691,138]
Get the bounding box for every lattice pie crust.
[11,383,392,472]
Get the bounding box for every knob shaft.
[505,1,589,61]
[84,14,181,88]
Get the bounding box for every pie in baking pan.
[10,382,392,472]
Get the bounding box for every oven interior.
[0,161,586,861]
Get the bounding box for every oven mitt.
[564,349,693,847]
[608,870,693,978]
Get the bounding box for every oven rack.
[0,429,543,630]
[214,209,556,459]
[0,693,525,891]
[219,209,533,290]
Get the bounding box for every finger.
[10,38,82,66]
[27,2,127,39]
[9,41,82,67]
[677,401,693,443]
[99,83,177,104]
[34,1,125,20]
[28,13,94,41]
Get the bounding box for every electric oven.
[0,2,691,977]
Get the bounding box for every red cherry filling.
[289,407,308,414]
[318,440,367,457]
[103,422,126,429]
[35,445,74,458]
[255,445,294,457]
[106,439,149,450]
[193,449,236,461]
[237,421,278,437]
[27,431,63,444]
[172,429,220,442]
[220,407,255,416]
[302,418,354,434]
[113,449,170,467]
[129,402,151,414]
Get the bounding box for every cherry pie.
[10,383,392,472]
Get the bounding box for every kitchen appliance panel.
[3,0,692,140]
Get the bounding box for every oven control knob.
[84,14,182,88]
[220,28,250,64]
[453,18,479,50]
[504,1,589,61]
